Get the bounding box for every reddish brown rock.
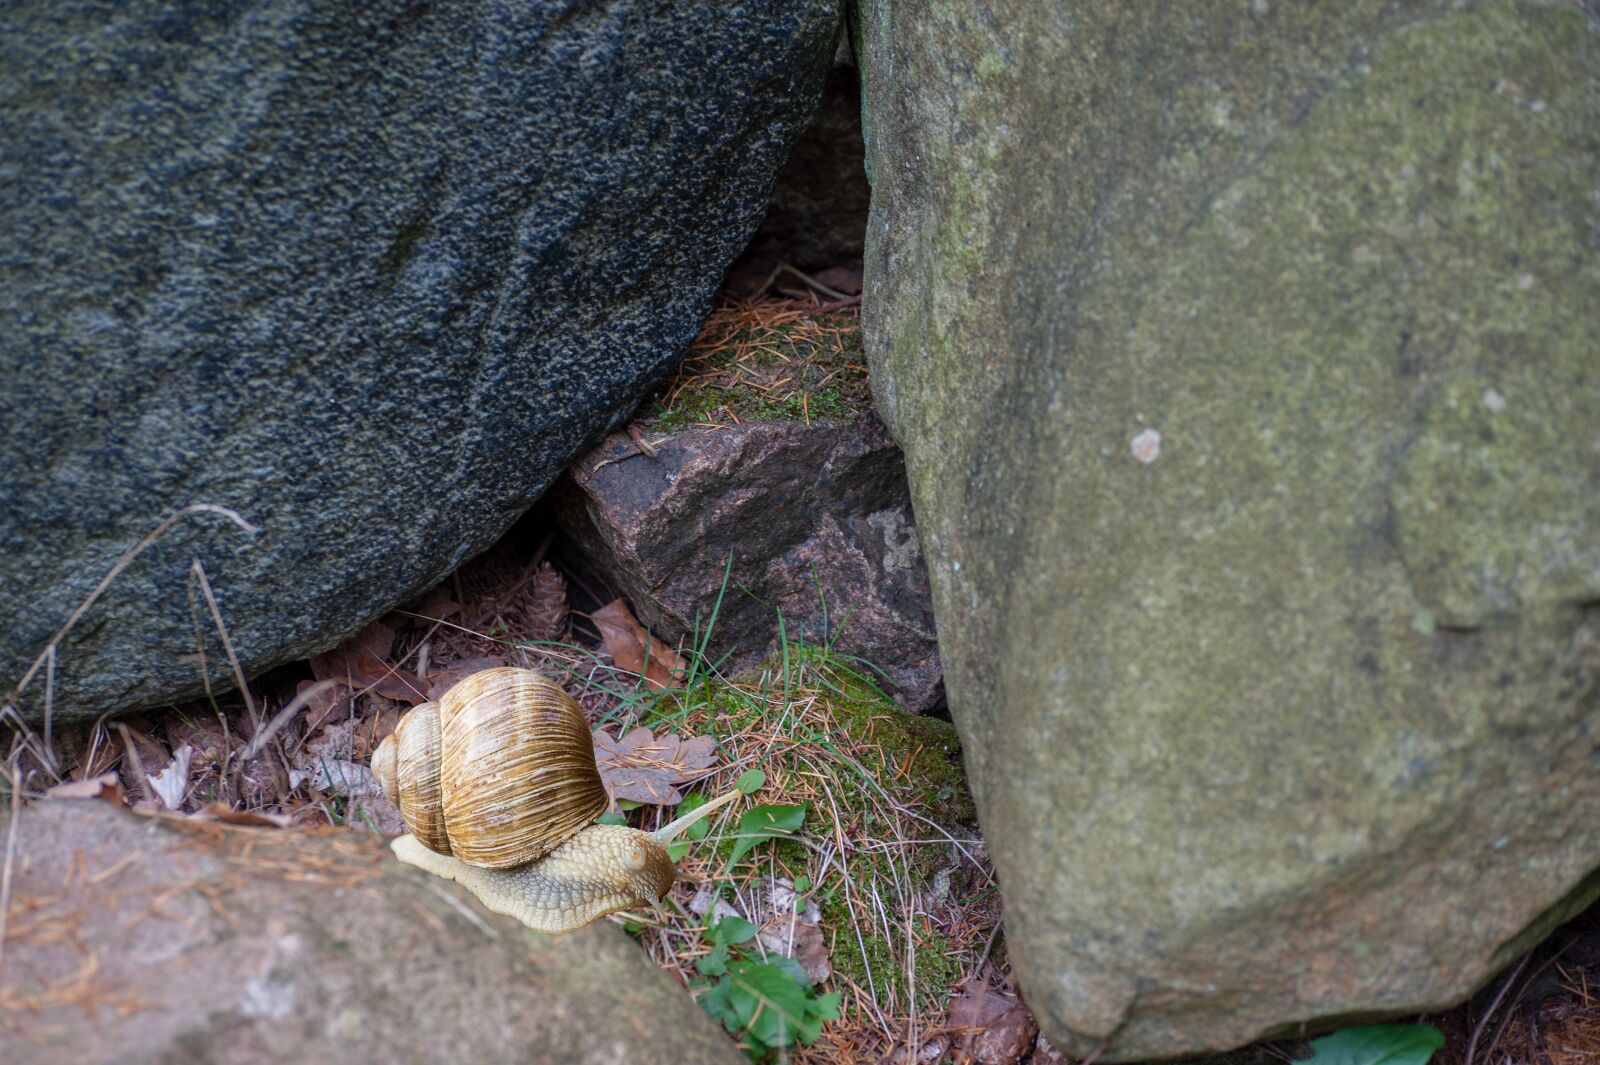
[0,800,742,1065]
[555,413,943,712]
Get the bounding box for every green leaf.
[735,768,767,794]
[696,979,741,1032]
[1305,1025,1445,1065]
[617,798,643,811]
[810,990,842,1022]
[792,875,811,893]
[676,792,712,841]
[765,953,813,990]
[727,959,811,1051]
[666,841,691,862]
[595,811,627,826]
[710,916,758,945]
[698,941,730,977]
[725,803,806,870]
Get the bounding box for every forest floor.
[5,290,1600,1065]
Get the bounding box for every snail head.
[598,788,744,906]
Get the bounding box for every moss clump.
[797,646,974,826]
[819,890,966,1008]
[641,299,871,431]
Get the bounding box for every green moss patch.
[642,297,871,431]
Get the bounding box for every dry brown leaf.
[425,656,508,700]
[302,717,358,764]
[167,715,228,765]
[414,587,464,621]
[116,720,168,774]
[592,725,715,805]
[309,625,428,705]
[946,974,1040,1065]
[296,676,354,732]
[44,773,124,804]
[591,598,686,690]
[758,915,832,984]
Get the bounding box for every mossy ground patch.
[643,295,871,432]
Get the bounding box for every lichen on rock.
[856,0,1600,1058]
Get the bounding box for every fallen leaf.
[352,620,396,660]
[425,656,508,700]
[299,758,408,834]
[297,677,354,732]
[883,1037,951,1065]
[115,721,169,776]
[413,587,464,621]
[167,715,228,764]
[146,745,194,810]
[946,975,1040,1065]
[310,634,428,705]
[44,773,125,804]
[306,758,384,799]
[758,915,832,984]
[591,598,687,689]
[302,717,358,764]
[592,726,715,805]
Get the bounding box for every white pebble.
[1483,388,1507,414]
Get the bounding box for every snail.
[371,666,737,934]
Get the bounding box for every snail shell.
[371,667,609,870]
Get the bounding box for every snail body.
[372,666,734,934]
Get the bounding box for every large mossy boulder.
[0,1,838,723]
[0,800,744,1064]
[856,1,1600,1059]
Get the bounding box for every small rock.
[555,413,944,711]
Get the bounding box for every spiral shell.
[372,667,608,870]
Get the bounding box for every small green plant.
[664,791,714,861]
[695,917,841,1060]
[791,874,811,914]
[724,803,806,871]
[1304,1024,1444,1065]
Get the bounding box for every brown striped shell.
[371,667,608,870]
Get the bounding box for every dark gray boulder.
[857,0,1600,1059]
[0,0,839,724]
